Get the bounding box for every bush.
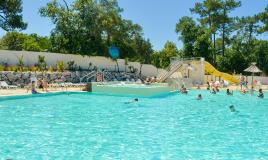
[29,65,38,72]
[56,61,65,72]
[67,60,77,71]
[0,65,4,71]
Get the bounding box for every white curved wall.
[0,50,162,77]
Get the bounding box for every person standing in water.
[250,86,255,96]
[258,89,264,98]
[211,88,216,94]
[226,89,233,95]
[229,105,238,113]
[197,94,202,100]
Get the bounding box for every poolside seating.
[0,81,18,89]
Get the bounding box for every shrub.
[17,55,24,72]
[0,65,4,71]
[10,66,18,72]
[67,60,77,71]
[37,55,47,71]
[29,65,38,72]
[48,66,55,72]
[56,61,65,72]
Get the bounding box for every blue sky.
[0,0,267,50]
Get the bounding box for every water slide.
[204,61,239,84]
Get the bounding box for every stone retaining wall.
[0,71,141,87]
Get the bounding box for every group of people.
[28,78,48,94]
[178,81,264,102]
[143,77,157,85]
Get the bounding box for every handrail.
[157,61,183,82]
[80,71,96,83]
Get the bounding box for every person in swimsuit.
[250,86,255,95]
[239,74,245,90]
[226,89,233,95]
[31,81,39,94]
[180,87,188,94]
[229,105,236,112]
[125,98,139,104]
[258,89,264,98]
[206,82,210,90]
[211,88,216,94]
[197,94,202,100]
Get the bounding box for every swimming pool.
[0,91,268,159]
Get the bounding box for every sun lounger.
[0,81,18,89]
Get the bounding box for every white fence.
[0,50,162,77]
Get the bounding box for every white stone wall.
[0,50,163,77]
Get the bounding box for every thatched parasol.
[244,62,262,86]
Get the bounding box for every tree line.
[0,0,268,74]
[173,0,268,74]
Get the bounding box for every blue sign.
[109,46,119,59]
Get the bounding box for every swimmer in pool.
[125,98,139,104]
[229,105,236,112]
[215,86,220,92]
[226,89,233,95]
[180,88,188,94]
[250,86,255,95]
[258,89,264,99]
[211,88,216,94]
[197,94,202,100]
[241,89,248,94]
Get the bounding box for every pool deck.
[0,85,268,97]
[0,87,83,97]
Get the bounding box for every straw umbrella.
[244,62,262,86]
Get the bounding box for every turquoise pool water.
[0,91,268,159]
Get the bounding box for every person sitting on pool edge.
[258,89,264,98]
[197,94,202,100]
[226,89,233,95]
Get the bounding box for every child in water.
[250,86,255,95]
[226,89,233,95]
[258,89,264,98]
[229,105,236,112]
[197,94,202,100]
[180,88,188,94]
[211,88,216,94]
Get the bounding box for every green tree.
[1,32,26,50]
[158,41,179,68]
[218,0,241,56]
[0,0,27,31]
[190,0,222,64]
[254,40,268,74]
[258,5,268,33]
[151,52,161,68]
[39,0,153,61]
[22,36,41,51]
[176,16,198,57]
[193,27,213,62]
